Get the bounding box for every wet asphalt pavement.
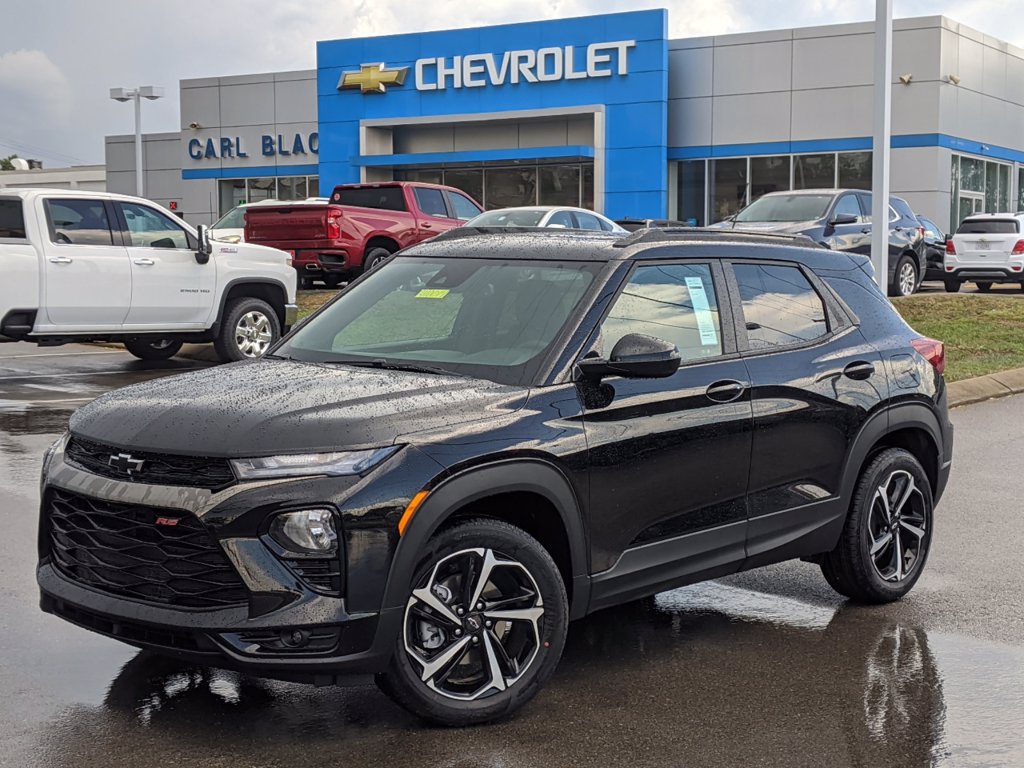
[1,343,1023,767]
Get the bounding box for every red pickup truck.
[244,182,483,288]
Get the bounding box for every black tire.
[820,448,933,604]
[976,281,993,293]
[376,519,568,726]
[124,338,183,360]
[298,275,314,290]
[363,247,393,273]
[213,297,281,363]
[888,255,919,297]
[943,278,961,293]
[323,274,342,289]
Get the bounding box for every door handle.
[843,361,876,380]
[705,379,747,403]
[49,256,73,264]
[133,258,155,266]
[860,227,871,234]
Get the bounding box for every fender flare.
[838,402,944,505]
[380,459,590,620]
[211,277,289,335]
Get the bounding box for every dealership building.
[106,9,1024,232]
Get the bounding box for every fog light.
[271,509,337,553]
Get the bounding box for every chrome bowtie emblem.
[108,452,145,475]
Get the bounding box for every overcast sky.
[0,0,1017,167]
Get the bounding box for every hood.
[724,220,817,234]
[69,359,526,457]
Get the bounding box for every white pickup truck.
[0,189,297,362]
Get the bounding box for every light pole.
[870,0,893,292]
[110,86,164,197]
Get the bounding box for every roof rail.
[612,227,826,250]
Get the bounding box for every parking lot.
[1,343,1022,768]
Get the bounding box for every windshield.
[212,206,245,230]
[734,194,833,223]
[468,209,547,227]
[277,257,602,386]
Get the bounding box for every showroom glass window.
[444,169,484,206]
[677,160,706,226]
[710,159,748,223]
[793,154,835,190]
[750,156,790,201]
[539,165,581,207]
[838,152,872,189]
[44,199,114,246]
[733,264,829,349]
[278,176,308,201]
[599,263,723,361]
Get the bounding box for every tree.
[0,155,16,171]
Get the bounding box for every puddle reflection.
[28,580,1020,768]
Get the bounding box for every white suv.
[944,212,1024,293]
[0,189,297,361]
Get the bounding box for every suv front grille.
[48,489,248,609]
[65,437,235,490]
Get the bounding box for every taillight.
[945,239,956,255]
[326,215,341,240]
[911,337,945,376]
[1011,239,1024,255]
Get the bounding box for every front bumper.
[37,443,409,684]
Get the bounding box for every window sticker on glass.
[416,288,450,299]
[684,277,719,346]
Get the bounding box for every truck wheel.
[323,274,342,289]
[214,297,281,362]
[943,279,961,293]
[820,448,933,604]
[124,339,183,361]
[376,519,568,726]
[363,247,392,272]
[298,275,314,290]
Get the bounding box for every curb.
[947,367,1024,408]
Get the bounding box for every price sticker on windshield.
[416,289,450,299]
[684,277,719,346]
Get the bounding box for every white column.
[870,0,893,291]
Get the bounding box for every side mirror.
[577,333,681,380]
[828,213,858,227]
[195,224,213,264]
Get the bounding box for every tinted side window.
[547,210,574,228]
[733,263,829,349]
[0,199,26,239]
[573,212,603,231]
[447,192,481,220]
[121,203,192,249]
[333,187,408,211]
[832,195,861,222]
[45,199,114,246]
[599,263,723,362]
[414,188,449,218]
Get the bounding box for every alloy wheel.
[867,470,928,583]
[234,311,273,357]
[898,262,917,296]
[403,547,545,701]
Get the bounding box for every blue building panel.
[316,9,669,218]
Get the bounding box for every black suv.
[38,228,953,726]
[713,189,927,297]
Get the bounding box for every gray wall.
[105,132,183,211]
[179,70,318,224]
[667,15,1024,230]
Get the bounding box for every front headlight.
[230,446,400,480]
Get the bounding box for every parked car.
[38,227,952,726]
[614,217,689,232]
[244,183,482,288]
[943,212,1024,292]
[712,189,927,297]
[466,206,627,232]
[210,199,318,243]
[0,188,296,361]
[917,215,947,282]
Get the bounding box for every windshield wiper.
[326,358,466,377]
